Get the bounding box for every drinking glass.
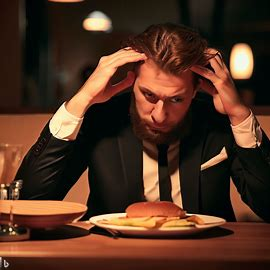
[0,143,30,241]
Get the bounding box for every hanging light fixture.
[82,11,112,32]
[230,43,254,80]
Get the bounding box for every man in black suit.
[17,23,270,222]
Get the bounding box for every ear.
[191,71,202,99]
[192,83,200,99]
[192,89,197,99]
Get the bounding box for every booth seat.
[0,113,270,222]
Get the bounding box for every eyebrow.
[138,86,186,98]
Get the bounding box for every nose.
[151,100,167,124]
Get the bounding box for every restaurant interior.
[0,1,270,269]
[1,0,270,111]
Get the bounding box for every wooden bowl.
[0,200,87,229]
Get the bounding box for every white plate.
[90,213,226,237]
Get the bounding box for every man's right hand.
[66,48,147,117]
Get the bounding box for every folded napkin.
[201,147,228,171]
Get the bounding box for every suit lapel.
[117,123,145,203]
[179,110,207,213]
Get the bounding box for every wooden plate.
[0,200,87,229]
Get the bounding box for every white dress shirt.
[49,103,262,208]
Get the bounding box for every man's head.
[124,23,210,144]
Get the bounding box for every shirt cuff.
[231,111,262,148]
[49,102,84,141]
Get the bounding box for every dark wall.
[0,0,22,110]
[1,0,270,112]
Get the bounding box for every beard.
[129,94,191,145]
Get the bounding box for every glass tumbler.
[0,143,30,241]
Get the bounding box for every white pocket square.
[201,147,228,171]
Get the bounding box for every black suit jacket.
[17,92,270,222]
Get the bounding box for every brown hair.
[123,23,212,78]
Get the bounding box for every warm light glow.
[230,43,254,79]
[48,0,84,2]
[83,11,112,32]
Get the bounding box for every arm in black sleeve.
[16,121,89,200]
[231,130,270,222]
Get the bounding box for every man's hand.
[190,49,250,125]
[66,48,147,117]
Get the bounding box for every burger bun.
[126,201,186,218]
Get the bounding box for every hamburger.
[99,201,204,228]
[126,201,187,218]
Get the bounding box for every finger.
[106,47,134,59]
[97,52,146,79]
[215,52,224,65]
[106,53,147,70]
[209,57,233,82]
[211,51,230,76]
[110,71,136,95]
[102,49,143,66]
[190,65,220,84]
[206,48,224,66]
[108,48,137,59]
[214,56,231,75]
[199,78,218,96]
[209,57,224,74]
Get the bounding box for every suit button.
[33,143,42,155]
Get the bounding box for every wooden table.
[0,222,269,270]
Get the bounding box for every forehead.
[136,60,194,96]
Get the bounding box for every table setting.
[1,143,270,270]
[0,143,88,241]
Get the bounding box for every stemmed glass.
[0,143,30,241]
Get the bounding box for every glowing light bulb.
[83,11,112,32]
[230,43,254,79]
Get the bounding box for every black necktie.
[157,144,172,201]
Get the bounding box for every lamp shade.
[230,43,254,79]
[82,11,112,32]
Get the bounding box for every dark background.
[1,0,270,112]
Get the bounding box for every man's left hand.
[190,49,250,125]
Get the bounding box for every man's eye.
[170,97,183,103]
[143,91,157,102]
[144,92,154,98]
